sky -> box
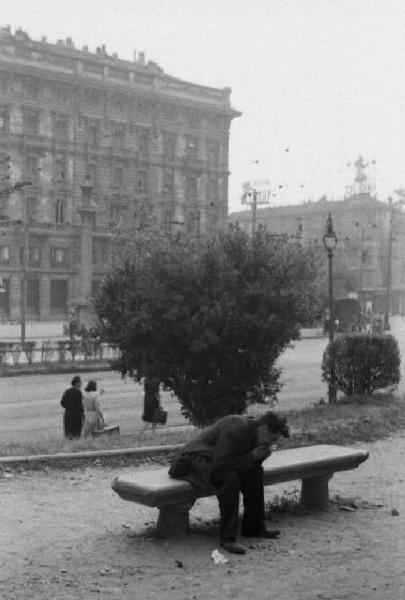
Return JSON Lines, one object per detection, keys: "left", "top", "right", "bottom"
{"left": 2, "top": 0, "right": 405, "bottom": 212}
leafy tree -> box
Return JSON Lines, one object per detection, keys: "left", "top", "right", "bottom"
{"left": 95, "top": 224, "right": 321, "bottom": 426}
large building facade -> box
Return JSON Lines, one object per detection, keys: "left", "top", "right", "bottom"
{"left": 0, "top": 27, "right": 239, "bottom": 322}
{"left": 230, "top": 162, "right": 405, "bottom": 316}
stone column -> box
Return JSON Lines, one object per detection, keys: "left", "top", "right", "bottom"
{"left": 75, "top": 177, "right": 97, "bottom": 327}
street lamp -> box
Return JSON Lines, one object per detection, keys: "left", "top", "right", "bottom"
{"left": 323, "top": 213, "right": 338, "bottom": 403}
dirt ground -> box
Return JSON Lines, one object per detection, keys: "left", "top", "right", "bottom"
{"left": 1, "top": 433, "right": 404, "bottom": 600}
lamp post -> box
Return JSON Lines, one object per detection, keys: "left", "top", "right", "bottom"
{"left": 323, "top": 213, "right": 338, "bottom": 403}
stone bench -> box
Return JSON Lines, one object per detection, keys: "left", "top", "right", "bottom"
{"left": 111, "top": 444, "right": 369, "bottom": 536}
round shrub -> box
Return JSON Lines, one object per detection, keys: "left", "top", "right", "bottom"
{"left": 322, "top": 333, "right": 401, "bottom": 396}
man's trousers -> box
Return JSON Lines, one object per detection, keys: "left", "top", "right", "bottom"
{"left": 211, "top": 464, "right": 265, "bottom": 541}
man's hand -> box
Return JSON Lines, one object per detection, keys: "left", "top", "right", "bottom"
{"left": 251, "top": 444, "right": 271, "bottom": 462}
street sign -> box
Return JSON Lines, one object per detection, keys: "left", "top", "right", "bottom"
{"left": 241, "top": 180, "right": 272, "bottom": 205}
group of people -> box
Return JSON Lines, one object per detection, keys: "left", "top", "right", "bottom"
{"left": 60, "top": 375, "right": 105, "bottom": 439}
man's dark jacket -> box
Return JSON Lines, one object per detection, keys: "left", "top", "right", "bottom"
{"left": 168, "top": 415, "right": 267, "bottom": 491}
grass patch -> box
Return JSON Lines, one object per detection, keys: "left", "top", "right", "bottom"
{"left": 281, "top": 392, "right": 405, "bottom": 449}
{"left": 1, "top": 393, "right": 404, "bottom": 465}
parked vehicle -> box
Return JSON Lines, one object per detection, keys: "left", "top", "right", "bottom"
{"left": 324, "top": 298, "right": 362, "bottom": 334}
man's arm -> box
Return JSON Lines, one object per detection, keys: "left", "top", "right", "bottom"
{"left": 212, "top": 427, "right": 263, "bottom": 474}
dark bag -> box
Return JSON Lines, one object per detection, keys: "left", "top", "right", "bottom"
{"left": 154, "top": 407, "right": 168, "bottom": 425}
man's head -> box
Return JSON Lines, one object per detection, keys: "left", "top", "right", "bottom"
{"left": 256, "top": 411, "right": 290, "bottom": 444}
{"left": 71, "top": 375, "right": 82, "bottom": 388}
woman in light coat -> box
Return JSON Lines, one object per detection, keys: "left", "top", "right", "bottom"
{"left": 82, "top": 379, "right": 105, "bottom": 436}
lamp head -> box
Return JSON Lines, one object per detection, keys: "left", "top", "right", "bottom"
{"left": 323, "top": 213, "right": 337, "bottom": 251}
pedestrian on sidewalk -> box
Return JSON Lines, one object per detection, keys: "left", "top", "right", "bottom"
{"left": 169, "top": 411, "right": 290, "bottom": 555}
{"left": 142, "top": 376, "right": 164, "bottom": 432}
{"left": 60, "top": 375, "right": 84, "bottom": 439}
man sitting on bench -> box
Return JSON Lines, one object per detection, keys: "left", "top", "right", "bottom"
{"left": 169, "top": 411, "right": 290, "bottom": 554}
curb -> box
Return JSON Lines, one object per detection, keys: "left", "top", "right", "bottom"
{"left": 0, "top": 444, "right": 183, "bottom": 467}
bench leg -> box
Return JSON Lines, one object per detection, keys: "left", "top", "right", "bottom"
{"left": 156, "top": 501, "right": 195, "bottom": 537}
{"left": 301, "top": 475, "right": 332, "bottom": 510}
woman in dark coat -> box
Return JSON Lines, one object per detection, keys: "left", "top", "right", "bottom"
{"left": 60, "top": 375, "right": 84, "bottom": 439}
{"left": 142, "top": 376, "right": 161, "bottom": 431}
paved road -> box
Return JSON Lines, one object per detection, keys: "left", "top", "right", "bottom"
{"left": 1, "top": 317, "right": 404, "bottom": 445}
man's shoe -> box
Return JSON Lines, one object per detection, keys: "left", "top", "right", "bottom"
{"left": 242, "top": 529, "right": 281, "bottom": 539}
{"left": 220, "top": 540, "right": 247, "bottom": 554}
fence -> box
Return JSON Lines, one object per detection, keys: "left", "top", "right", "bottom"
{"left": 0, "top": 339, "right": 118, "bottom": 367}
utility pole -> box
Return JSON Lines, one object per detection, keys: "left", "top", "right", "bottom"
{"left": 251, "top": 189, "right": 257, "bottom": 235}
{"left": 20, "top": 218, "right": 28, "bottom": 344}
{"left": 241, "top": 181, "right": 271, "bottom": 234}
{"left": 384, "top": 197, "right": 394, "bottom": 331}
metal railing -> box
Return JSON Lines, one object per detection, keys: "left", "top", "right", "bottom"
{"left": 0, "top": 339, "right": 118, "bottom": 367}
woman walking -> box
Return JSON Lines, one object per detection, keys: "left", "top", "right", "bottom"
{"left": 142, "top": 376, "right": 162, "bottom": 432}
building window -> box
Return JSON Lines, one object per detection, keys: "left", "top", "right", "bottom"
{"left": 23, "top": 111, "right": 40, "bottom": 136}
{"left": 113, "top": 166, "right": 124, "bottom": 188}
{"left": 186, "top": 136, "right": 199, "bottom": 160}
{"left": 109, "top": 203, "right": 126, "bottom": 225}
{"left": 91, "top": 279, "right": 101, "bottom": 298}
{"left": 162, "top": 104, "right": 177, "bottom": 122}
{"left": 187, "top": 209, "right": 201, "bottom": 236}
{"left": 27, "top": 246, "right": 41, "bottom": 267}
{"left": 187, "top": 109, "right": 200, "bottom": 129}
{"left": 87, "top": 122, "right": 99, "bottom": 147}
{"left": 55, "top": 156, "right": 67, "bottom": 182}
{"left": 0, "top": 277, "right": 9, "bottom": 316}
{"left": 54, "top": 115, "right": 69, "bottom": 140}
{"left": 113, "top": 98, "right": 125, "bottom": 114}
{"left": 207, "top": 177, "right": 219, "bottom": 202}
{"left": 163, "top": 133, "right": 176, "bottom": 159}
{"left": 55, "top": 199, "right": 66, "bottom": 225}
{"left": 92, "top": 241, "right": 109, "bottom": 267}
{"left": 26, "top": 278, "right": 40, "bottom": 316}
{"left": 0, "top": 107, "right": 9, "bottom": 132}
{"left": 112, "top": 122, "right": 126, "bottom": 147}
{"left": 87, "top": 163, "right": 97, "bottom": 185}
{"left": 162, "top": 171, "right": 174, "bottom": 194}
{"left": 50, "top": 279, "right": 68, "bottom": 316}
{"left": 208, "top": 139, "right": 221, "bottom": 163}
{"left": 138, "top": 129, "right": 150, "bottom": 154}
{"left": 50, "top": 247, "right": 70, "bottom": 267}
{"left": 185, "top": 175, "right": 198, "bottom": 200}
{"left": 26, "top": 156, "right": 39, "bottom": 179}
{"left": 136, "top": 100, "right": 150, "bottom": 118}
{"left": 26, "top": 196, "right": 38, "bottom": 222}
{"left": 137, "top": 170, "right": 148, "bottom": 192}
{"left": 0, "top": 246, "right": 10, "bottom": 265}
{"left": 25, "top": 78, "right": 39, "bottom": 99}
